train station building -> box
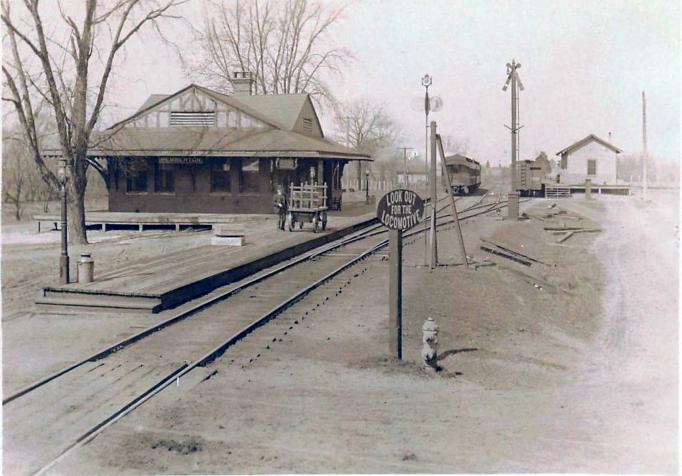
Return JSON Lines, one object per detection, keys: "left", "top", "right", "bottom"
{"left": 88, "top": 77, "right": 371, "bottom": 214}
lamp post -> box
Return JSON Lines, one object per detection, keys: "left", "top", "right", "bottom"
{"left": 58, "top": 157, "right": 70, "bottom": 284}
{"left": 421, "top": 74, "right": 432, "bottom": 267}
{"left": 365, "top": 169, "right": 370, "bottom": 204}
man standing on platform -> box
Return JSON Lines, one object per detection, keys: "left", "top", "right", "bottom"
{"left": 274, "top": 186, "right": 288, "bottom": 230}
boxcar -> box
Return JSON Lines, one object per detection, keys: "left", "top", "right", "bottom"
{"left": 443, "top": 154, "right": 481, "bottom": 195}
{"left": 517, "top": 154, "right": 553, "bottom": 196}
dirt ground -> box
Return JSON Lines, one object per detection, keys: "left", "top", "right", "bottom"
{"left": 38, "top": 190, "right": 678, "bottom": 474}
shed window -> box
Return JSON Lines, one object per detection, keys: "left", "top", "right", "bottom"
{"left": 154, "top": 162, "right": 175, "bottom": 193}
{"left": 587, "top": 159, "right": 597, "bottom": 176}
{"left": 240, "top": 158, "right": 260, "bottom": 193}
{"left": 126, "top": 159, "right": 148, "bottom": 193}
{"left": 210, "top": 159, "right": 231, "bottom": 192}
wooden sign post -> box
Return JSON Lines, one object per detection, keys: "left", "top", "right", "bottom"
{"left": 377, "top": 189, "right": 424, "bottom": 359}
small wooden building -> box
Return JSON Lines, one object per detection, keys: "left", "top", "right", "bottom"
{"left": 556, "top": 134, "right": 622, "bottom": 185}
{"left": 88, "top": 80, "right": 370, "bottom": 214}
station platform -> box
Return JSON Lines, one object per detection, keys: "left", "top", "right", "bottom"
{"left": 550, "top": 184, "right": 631, "bottom": 196}
{"left": 33, "top": 211, "right": 264, "bottom": 233}
{"left": 36, "top": 210, "right": 377, "bottom": 313}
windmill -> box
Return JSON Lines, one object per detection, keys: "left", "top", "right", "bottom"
{"left": 502, "top": 60, "right": 524, "bottom": 193}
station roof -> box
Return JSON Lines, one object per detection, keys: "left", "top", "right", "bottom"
{"left": 83, "top": 84, "right": 370, "bottom": 162}
{"left": 90, "top": 127, "right": 370, "bottom": 160}
{"left": 555, "top": 134, "right": 623, "bottom": 156}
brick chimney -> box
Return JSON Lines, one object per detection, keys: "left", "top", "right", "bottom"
{"left": 231, "top": 71, "right": 254, "bottom": 96}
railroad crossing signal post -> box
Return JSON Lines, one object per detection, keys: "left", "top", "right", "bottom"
{"left": 377, "top": 189, "right": 424, "bottom": 360}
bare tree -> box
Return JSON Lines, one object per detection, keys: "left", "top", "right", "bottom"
{"left": 3, "top": 122, "right": 59, "bottom": 221}
{"left": 334, "top": 99, "right": 399, "bottom": 188}
{"left": 191, "top": 0, "right": 351, "bottom": 107}
{"left": 2, "top": 0, "right": 185, "bottom": 244}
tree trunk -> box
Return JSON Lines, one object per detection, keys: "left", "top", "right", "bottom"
{"left": 67, "top": 155, "right": 89, "bottom": 245}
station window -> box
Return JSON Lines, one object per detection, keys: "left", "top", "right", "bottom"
{"left": 126, "top": 158, "right": 148, "bottom": 193}
{"left": 587, "top": 159, "right": 597, "bottom": 176}
{"left": 210, "top": 159, "right": 231, "bottom": 192}
{"left": 154, "top": 162, "right": 175, "bottom": 193}
{"left": 240, "top": 158, "right": 260, "bottom": 193}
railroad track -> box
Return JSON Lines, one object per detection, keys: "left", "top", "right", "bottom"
{"left": 4, "top": 194, "right": 521, "bottom": 475}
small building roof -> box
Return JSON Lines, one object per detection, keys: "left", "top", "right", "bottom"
{"left": 555, "top": 134, "right": 623, "bottom": 156}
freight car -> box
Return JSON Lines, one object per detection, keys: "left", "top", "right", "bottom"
{"left": 516, "top": 152, "right": 553, "bottom": 196}
{"left": 443, "top": 154, "right": 481, "bottom": 195}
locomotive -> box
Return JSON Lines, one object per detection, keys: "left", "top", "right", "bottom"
{"left": 443, "top": 154, "right": 481, "bottom": 195}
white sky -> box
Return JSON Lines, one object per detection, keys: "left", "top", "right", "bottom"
{"left": 100, "top": 0, "right": 680, "bottom": 164}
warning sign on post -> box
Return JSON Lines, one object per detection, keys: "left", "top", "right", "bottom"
{"left": 376, "top": 189, "right": 424, "bottom": 231}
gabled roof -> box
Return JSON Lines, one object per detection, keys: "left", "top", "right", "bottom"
{"left": 233, "top": 94, "right": 309, "bottom": 131}
{"left": 88, "top": 84, "right": 369, "bottom": 161}
{"left": 556, "top": 134, "right": 623, "bottom": 156}
{"left": 109, "top": 84, "right": 283, "bottom": 131}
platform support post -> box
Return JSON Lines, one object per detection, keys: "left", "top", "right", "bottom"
{"left": 389, "top": 229, "right": 403, "bottom": 359}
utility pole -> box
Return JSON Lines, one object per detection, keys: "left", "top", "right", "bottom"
{"left": 642, "top": 91, "right": 648, "bottom": 199}
{"left": 502, "top": 60, "right": 524, "bottom": 220}
{"left": 429, "top": 121, "right": 438, "bottom": 269}
{"left": 398, "top": 147, "right": 413, "bottom": 188}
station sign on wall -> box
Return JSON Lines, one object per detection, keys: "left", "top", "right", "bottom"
{"left": 376, "top": 189, "right": 424, "bottom": 231}
{"left": 276, "top": 158, "right": 297, "bottom": 170}
{"left": 159, "top": 157, "right": 204, "bottom": 165}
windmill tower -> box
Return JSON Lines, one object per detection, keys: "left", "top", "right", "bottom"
{"left": 502, "top": 59, "right": 525, "bottom": 192}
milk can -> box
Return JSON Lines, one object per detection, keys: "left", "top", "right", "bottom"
{"left": 77, "top": 253, "right": 94, "bottom": 283}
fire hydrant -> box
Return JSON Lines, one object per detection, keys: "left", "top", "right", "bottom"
{"left": 77, "top": 253, "right": 94, "bottom": 283}
{"left": 422, "top": 317, "right": 439, "bottom": 370}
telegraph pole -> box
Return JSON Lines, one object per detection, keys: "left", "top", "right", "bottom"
{"left": 642, "top": 91, "right": 648, "bottom": 199}
{"left": 398, "top": 147, "right": 413, "bottom": 188}
{"left": 502, "top": 60, "right": 524, "bottom": 220}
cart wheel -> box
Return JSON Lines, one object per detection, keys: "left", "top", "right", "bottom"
{"left": 287, "top": 213, "right": 294, "bottom": 232}
{"left": 322, "top": 212, "right": 327, "bottom": 231}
